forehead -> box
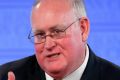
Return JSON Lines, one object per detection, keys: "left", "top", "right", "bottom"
{"left": 31, "top": 0, "right": 75, "bottom": 30}
{"left": 34, "top": 0, "right": 72, "bottom": 11}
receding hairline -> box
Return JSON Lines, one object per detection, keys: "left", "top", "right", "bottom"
{"left": 32, "top": 0, "right": 87, "bottom": 18}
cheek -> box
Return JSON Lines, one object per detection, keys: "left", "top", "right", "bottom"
{"left": 35, "top": 44, "right": 44, "bottom": 53}
{"left": 34, "top": 44, "right": 46, "bottom": 68}
{"left": 59, "top": 36, "right": 79, "bottom": 51}
{"left": 57, "top": 38, "right": 76, "bottom": 60}
{"left": 34, "top": 44, "right": 44, "bottom": 62}
{"left": 58, "top": 35, "right": 83, "bottom": 59}
{"left": 59, "top": 37, "right": 84, "bottom": 68}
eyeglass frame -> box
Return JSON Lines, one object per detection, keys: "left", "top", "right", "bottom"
{"left": 28, "top": 18, "right": 81, "bottom": 44}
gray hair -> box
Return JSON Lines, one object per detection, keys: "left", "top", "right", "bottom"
{"left": 32, "top": 0, "right": 87, "bottom": 18}
{"left": 72, "top": 0, "right": 87, "bottom": 18}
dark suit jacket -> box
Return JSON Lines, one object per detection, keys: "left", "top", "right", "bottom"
{"left": 0, "top": 48, "right": 120, "bottom": 80}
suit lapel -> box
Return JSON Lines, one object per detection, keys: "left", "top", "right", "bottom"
{"left": 81, "top": 47, "right": 100, "bottom": 80}
{"left": 34, "top": 59, "right": 46, "bottom": 80}
{"left": 26, "top": 56, "right": 46, "bottom": 80}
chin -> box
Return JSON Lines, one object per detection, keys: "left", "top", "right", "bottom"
{"left": 46, "top": 65, "right": 64, "bottom": 72}
{"left": 47, "top": 69, "right": 66, "bottom": 79}
{"left": 45, "top": 65, "right": 67, "bottom": 78}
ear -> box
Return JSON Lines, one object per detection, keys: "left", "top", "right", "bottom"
{"left": 79, "top": 17, "right": 90, "bottom": 42}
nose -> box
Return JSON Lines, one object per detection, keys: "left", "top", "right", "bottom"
{"left": 44, "top": 36, "right": 56, "bottom": 50}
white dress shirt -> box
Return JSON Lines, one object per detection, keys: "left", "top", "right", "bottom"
{"left": 45, "top": 45, "right": 89, "bottom": 80}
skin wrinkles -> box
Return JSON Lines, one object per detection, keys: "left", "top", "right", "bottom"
{"left": 31, "top": 0, "right": 89, "bottom": 79}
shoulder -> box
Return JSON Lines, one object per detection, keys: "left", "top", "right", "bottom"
{"left": 95, "top": 55, "right": 120, "bottom": 79}
{"left": 96, "top": 55, "right": 120, "bottom": 71}
{"left": 0, "top": 55, "right": 36, "bottom": 71}
{"left": 88, "top": 47, "right": 120, "bottom": 80}
{"left": 0, "top": 55, "right": 37, "bottom": 79}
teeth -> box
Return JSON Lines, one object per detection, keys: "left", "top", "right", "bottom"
{"left": 48, "top": 53, "right": 60, "bottom": 58}
{"left": 52, "top": 54, "right": 59, "bottom": 57}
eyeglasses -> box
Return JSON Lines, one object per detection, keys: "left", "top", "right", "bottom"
{"left": 28, "top": 18, "right": 80, "bottom": 44}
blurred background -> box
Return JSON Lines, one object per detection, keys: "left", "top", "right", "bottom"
{"left": 0, "top": 0, "right": 120, "bottom": 65}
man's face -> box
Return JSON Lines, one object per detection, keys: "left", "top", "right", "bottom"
{"left": 31, "top": 0, "right": 89, "bottom": 78}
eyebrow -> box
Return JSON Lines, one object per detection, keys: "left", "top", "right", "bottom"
{"left": 32, "top": 29, "right": 44, "bottom": 35}
{"left": 49, "top": 25, "right": 66, "bottom": 31}
{"left": 32, "top": 24, "right": 66, "bottom": 33}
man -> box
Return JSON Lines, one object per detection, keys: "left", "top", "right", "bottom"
{"left": 0, "top": 0, "right": 120, "bottom": 80}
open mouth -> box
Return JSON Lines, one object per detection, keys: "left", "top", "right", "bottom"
{"left": 47, "top": 53, "right": 60, "bottom": 58}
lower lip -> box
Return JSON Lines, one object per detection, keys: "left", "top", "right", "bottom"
{"left": 47, "top": 54, "right": 60, "bottom": 62}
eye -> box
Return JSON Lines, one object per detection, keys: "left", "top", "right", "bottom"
{"left": 53, "top": 29, "right": 64, "bottom": 34}
{"left": 35, "top": 32, "right": 45, "bottom": 37}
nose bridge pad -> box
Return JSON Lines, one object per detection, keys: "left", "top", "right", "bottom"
{"left": 44, "top": 36, "right": 56, "bottom": 49}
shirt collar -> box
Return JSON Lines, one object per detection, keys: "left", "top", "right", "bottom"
{"left": 45, "top": 45, "right": 89, "bottom": 80}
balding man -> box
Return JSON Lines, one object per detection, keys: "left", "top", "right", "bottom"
{"left": 0, "top": 0, "right": 120, "bottom": 80}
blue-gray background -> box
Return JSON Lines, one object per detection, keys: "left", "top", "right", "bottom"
{"left": 0, "top": 0, "right": 120, "bottom": 65}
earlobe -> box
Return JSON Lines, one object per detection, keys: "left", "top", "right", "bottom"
{"left": 79, "top": 17, "right": 90, "bottom": 42}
